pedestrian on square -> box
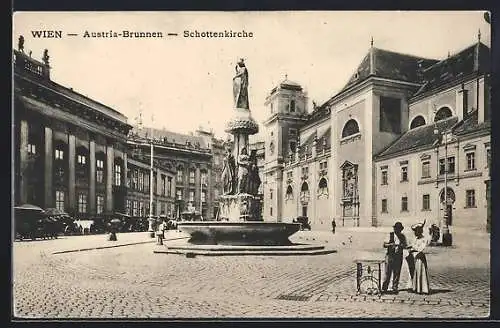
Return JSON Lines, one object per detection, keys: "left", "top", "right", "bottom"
{"left": 331, "top": 219, "right": 336, "bottom": 234}
{"left": 408, "top": 221, "right": 430, "bottom": 295}
{"left": 381, "top": 221, "right": 409, "bottom": 294}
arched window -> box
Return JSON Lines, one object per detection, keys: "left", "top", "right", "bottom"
{"left": 289, "top": 100, "right": 296, "bottom": 113}
{"left": 318, "top": 178, "right": 328, "bottom": 197}
{"left": 342, "top": 119, "right": 360, "bottom": 138}
{"left": 300, "top": 182, "right": 310, "bottom": 203}
{"left": 434, "top": 107, "right": 453, "bottom": 122}
{"left": 286, "top": 185, "right": 293, "bottom": 200}
{"left": 410, "top": 115, "right": 426, "bottom": 129}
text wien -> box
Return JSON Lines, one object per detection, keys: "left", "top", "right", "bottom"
{"left": 31, "top": 31, "right": 63, "bottom": 38}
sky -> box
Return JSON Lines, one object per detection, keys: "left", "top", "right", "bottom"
{"left": 13, "top": 11, "right": 491, "bottom": 140}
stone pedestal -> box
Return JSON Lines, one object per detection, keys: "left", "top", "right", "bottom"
{"left": 219, "top": 194, "right": 262, "bottom": 222}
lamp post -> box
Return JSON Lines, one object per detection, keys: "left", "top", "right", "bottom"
{"left": 441, "top": 130, "right": 452, "bottom": 246}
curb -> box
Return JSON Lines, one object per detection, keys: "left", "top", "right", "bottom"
{"left": 52, "top": 236, "right": 189, "bottom": 255}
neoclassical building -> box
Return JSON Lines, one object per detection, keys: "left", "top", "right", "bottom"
{"left": 13, "top": 48, "right": 133, "bottom": 217}
{"left": 13, "top": 41, "right": 226, "bottom": 222}
{"left": 261, "top": 36, "right": 490, "bottom": 231}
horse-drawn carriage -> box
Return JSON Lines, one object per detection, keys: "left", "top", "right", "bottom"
{"left": 14, "top": 204, "right": 64, "bottom": 241}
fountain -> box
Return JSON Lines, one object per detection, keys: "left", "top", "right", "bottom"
{"left": 157, "top": 58, "right": 335, "bottom": 255}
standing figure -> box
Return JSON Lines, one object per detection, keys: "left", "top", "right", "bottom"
{"left": 237, "top": 147, "right": 250, "bottom": 194}
{"left": 221, "top": 148, "right": 236, "bottom": 195}
{"left": 408, "top": 221, "right": 430, "bottom": 294}
{"left": 382, "top": 222, "right": 409, "bottom": 294}
{"left": 331, "top": 219, "right": 336, "bottom": 234}
{"left": 18, "top": 35, "right": 25, "bottom": 52}
{"left": 247, "top": 149, "right": 261, "bottom": 195}
{"left": 233, "top": 58, "right": 249, "bottom": 109}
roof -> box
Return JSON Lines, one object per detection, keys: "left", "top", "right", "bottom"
{"left": 453, "top": 111, "right": 491, "bottom": 136}
{"left": 376, "top": 117, "right": 459, "bottom": 159}
{"left": 133, "top": 127, "right": 210, "bottom": 149}
{"left": 413, "top": 43, "right": 490, "bottom": 97}
{"left": 339, "top": 47, "right": 439, "bottom": 93}
{"left": 298, "top": 127, "right": 331, "bottom": 156}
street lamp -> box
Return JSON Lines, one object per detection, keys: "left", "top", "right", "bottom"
{"left": 434, "top": 124, "right": 452, "bottom": 247}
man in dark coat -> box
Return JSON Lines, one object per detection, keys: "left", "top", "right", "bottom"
{"left": 382, "top": 221, "right": 409, "bottom": 294}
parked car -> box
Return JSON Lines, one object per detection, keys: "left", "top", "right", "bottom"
{"left": 294, "top": 216, "right": 311, "bottom": 231}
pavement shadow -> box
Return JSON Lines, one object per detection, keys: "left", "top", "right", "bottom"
{"left": 428, "top": 288, "right": 453, "bottom": 295}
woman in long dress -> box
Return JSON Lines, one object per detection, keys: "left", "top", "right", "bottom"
{"left": 408, "top": 222, "right": 430, "bottom": 294}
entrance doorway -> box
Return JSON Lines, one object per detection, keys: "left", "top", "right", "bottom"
{"left": 302, "top": 206, "right": 308, "bottom": 217}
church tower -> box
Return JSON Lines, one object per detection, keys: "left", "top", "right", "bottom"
{"left": 262, "top": 76, "right": 308, "bottom": 221}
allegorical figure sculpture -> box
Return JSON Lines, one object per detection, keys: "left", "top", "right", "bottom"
{"left": 237, "top": 147, "right": 250, "bottom": 194}
{"left": 18, "top": 35, "right": 24, "bottom": 52}
{"left": 221, "top": 147, "right": 236, "bottom": 195}
{"left": 233, "top": 58, "right": 249, "bottom": 109}
{"left": 42, "top": 49, "right": 50, "bottom": 65}
{"left": 247, "top": 149, "right": 261, "bottom": 195}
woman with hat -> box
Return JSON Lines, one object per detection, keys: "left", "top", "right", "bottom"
{"left": 407, "top": 220, "right": 430, "bottom": 294}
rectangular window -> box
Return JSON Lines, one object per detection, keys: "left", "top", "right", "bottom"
{"left": 77, "top": 154, "right": 86, "bottom": 165}
{"left": 447, "top": 157, "right": 455, "bottom": 174}
{"left": 177, "top": 169, "right": 183, "bottom": 183}
{"left": 439, "top": 159, "right": 446, "bottom": 175}
{"left": 466, "top": 190, "right": 476, "bottom": 208}
{"left": 55, "top": 149, "right": 64, "bottom": 160}
{"left": 270, "top": 207, "right": 273, "bottom": 216}
{"left": 270, "top": 189, "right": 273, "bottom": 200}
{"left": 381, "top": 170, "right": 388, "bottom": 185}
{"left": 289, "top": 100, "right": 296, "bottom": 113}
{"left": 214, "top": 189, "right": 219, "bottom": 200}
{"left": 139, "top": 202, "right": 144, "bottom": 217}
{"left": 55, "top": 190, "right": 64, "bottom": 211}
{"left": 401, "top": 196, "right": 408, "bottom": 212}
{"left": 201, "top": 172, "right": 208, "bottom": 186}
{"left": 126, "top": 199, "right": 131, "bottom": 215}
{"left": 422, "top": 194, "right": 430, "bottom": 210}
{"left": 161, "top": 175, "right": 166, "bottom": 196}
{"left": 144, "top": 172, "right": 150, "bottom": 192}
{"left": 466, "top": 152, "right": 476, "bottom": 170}
{"left": 133, "top": 201, "right": 138, "bottom": 216}
{"left": 289, "top": 141, "right": 297, "bottom": 154}
{"left": 96, "top": 195, "right": 104, "bottom": 214}
{"left": 167, "top": 177, "right": 172, "bottom": 197}
{"left": 201, "top": 191, "right": 206, "bottom": 203}
{"left": 287, "top": 171, "right": 293, "bottom": 179}
{"left": 381, "top": 199, "right": 388, "bottom": 213}
{"left": 401, "top": 166, "right": 408, "bottom": 182}
{"left": 189, "top": 170, "right": 195, "bottom": 184}
{"left": 189, "top": 190, "right": 195, "bottom": 202}
{"left": 320, "top": 161, "right": 328, "bottom": 171}
{"left": 114, "top": 164, "right": 121, "bottom": 186}
{"left": 96, "top": 159, "right": 104, "bottom": 183}
{"left": 153, "top": 172, "right": 157, "bottom": 194}
{"left": 27, "top": 143, "right": 36, "bottom": 155}
{"left": 301, "top": 167, "right": 309, "bottom": 177}
{"left": 421, "top": 161, "right": 430, "bottom": 178}
{"left": 380, "top": 96, "right": 402, "bottom": 133}
{"left": 176, "top": 189, "right": 183, "bottom": 200}
{"left": 138, "top": 171, "right": 144, "bottom": 191}
{"left": 78, "top": 193, "right": 87, "bottom": 214}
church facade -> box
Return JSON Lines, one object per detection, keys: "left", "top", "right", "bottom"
{"left": 262, "top": 36, "right": 490, "bottom": 232}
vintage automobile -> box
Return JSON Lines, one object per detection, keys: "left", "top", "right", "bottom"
{"left": 15, "top": 204, "right": 63, "bottom": 240}
{"left": 294, "top": 216, "right": 312, "bottom": 231}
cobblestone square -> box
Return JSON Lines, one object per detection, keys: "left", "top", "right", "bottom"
{"left": 12, "top": 229, "right": 490, "bottom": 319}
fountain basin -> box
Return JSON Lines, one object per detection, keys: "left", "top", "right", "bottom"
{"left": 177, "top": 221, "right": 301, "bottom": 246}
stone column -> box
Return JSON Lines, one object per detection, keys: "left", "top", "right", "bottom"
{"left": 44, "top": 126, "right": 53, "bottom": 208}
{"left": 68, "top": 134, "right": 76, "bottom": 210}
{"left": 106, "top": 145, "right": 114, "bottom": 212}
{"left": 89, "top": 140, "right": 96, "bottom": 214}
{"left": 19, "top": 120, "right": 29, "bottom": 204}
